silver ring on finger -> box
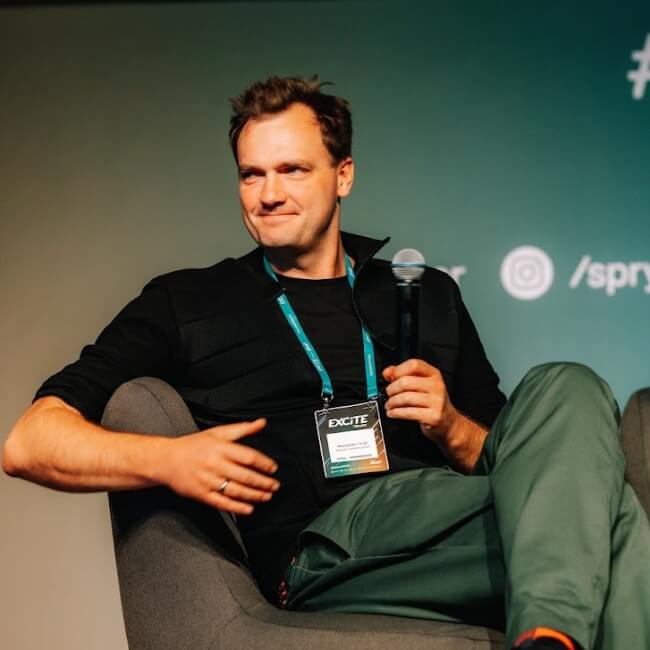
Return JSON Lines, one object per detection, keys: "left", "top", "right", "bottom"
{"left": 217, "top": 478, "right": 230, "bottom": 494}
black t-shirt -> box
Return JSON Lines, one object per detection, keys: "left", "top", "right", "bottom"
{"left": 276, "top": 273, "right": 368, "bottom": 401}
{"left": 235, "top": 272, "right": 450, "bottom": 596}
{"left": 35, "top": 234, "right": 506, "bottom": 601}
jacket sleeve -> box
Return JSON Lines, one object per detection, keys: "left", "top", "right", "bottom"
{"left": 449, "top": 282, "right": 507, "bottom": 429}
{"left": 34, "top": 278, "right": 179, "bottom": 423}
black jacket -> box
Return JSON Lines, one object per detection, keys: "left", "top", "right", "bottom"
{"left": 36, "top": 231, "right": 506, "bottom": 597}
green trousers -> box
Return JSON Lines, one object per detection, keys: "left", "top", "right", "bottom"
{"left": 284, "top": 363, "right": 650, "bottom": 649}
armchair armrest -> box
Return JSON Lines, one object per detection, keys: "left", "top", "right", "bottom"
{"left": 620, "top": 388, "right": 650, "bottom": 519}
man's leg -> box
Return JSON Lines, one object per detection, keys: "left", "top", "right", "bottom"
{"left": 286, "top": 363, "right": 650, "bottom": 649}
{"left": 285, "top": 466, "right": 506, "bottom": 630}
{"left": 478, "top": 362, "right": 649, "bottom": 649}
{"left": 592, "top": 484, "right": 650, "bottom": 649}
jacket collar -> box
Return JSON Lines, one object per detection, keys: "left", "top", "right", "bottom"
{"left": 342, "top": 231, "right": 391, "bottom": 269}
{"left": 234, "top": 231, "right": 390, "bottom": 302}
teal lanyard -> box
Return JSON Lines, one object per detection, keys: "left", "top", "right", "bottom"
{"left": 263, "top": 254, "right": 379, "bottom": 406}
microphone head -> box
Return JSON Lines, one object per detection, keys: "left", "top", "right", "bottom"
{"left": 391, "top": 249, "right": 426, "bottom": 283}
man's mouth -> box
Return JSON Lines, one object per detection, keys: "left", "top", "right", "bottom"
{"left": 255, "top": 212, "right": 298, "bottom": 222}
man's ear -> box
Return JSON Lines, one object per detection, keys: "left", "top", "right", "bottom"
{"left": 336, "top": 157, "right": 354, "bottom": 198}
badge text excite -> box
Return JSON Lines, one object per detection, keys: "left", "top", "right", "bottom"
{"left": 328, "top": 414, "right": 370, "bottom": 428}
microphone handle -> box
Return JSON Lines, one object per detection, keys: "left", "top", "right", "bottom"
{"left": 397, "top": 281, "right": 420, "bottom": 362}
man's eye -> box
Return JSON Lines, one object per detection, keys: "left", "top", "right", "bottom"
{"left": 286, "top": 167, "right": 306, "bottom": 175}
{"left": 240, "top": 171, "right": 261, "bottom": 181}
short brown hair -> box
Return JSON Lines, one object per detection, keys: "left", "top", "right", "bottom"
{"left": 229, "top": 75, "right": 352, "bottom": 164}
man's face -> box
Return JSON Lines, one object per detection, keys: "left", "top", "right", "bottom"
{"left": 237, "top": 102, "right": 353, "bottom": 254}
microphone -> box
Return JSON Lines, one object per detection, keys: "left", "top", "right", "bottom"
{"left": 391, "top": 249, "right": 426, "bottom": 362}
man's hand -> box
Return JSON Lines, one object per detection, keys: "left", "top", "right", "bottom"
{"left": 3, "top": 398, "right": 279, "bottom": 516}
{"left": 157, "top": 418, "right": 280, "bottom": 516}
{"left": 382, "top": 359, "right": 488, "bottom": 473}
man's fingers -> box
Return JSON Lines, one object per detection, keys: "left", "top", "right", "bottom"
{"left": 382, "top": 365, "right": 396, "bottom": 382}
{"left": 385, "top": 359, "right": 439, "bottom": 380}
{"left": 205, "top": 418, "right": 278, "bottom": 474}
{"left": 385, "top": 390, "right": 434, "bottom": 411}
{"left": 221, "top": 459, "right": 280, "bottom": 493}
{"left": 224, "top": 441, "right": 278, "bottom": 475}
{"left": 385, "top": 375, "right": 433, "bottom": 397}
{"left": 385, "top": 405, "right": 431, "bottom": 422}
{"left": 204, "top": 491, "right": 255, "bottom": 516}
{"left": 217, "top": 478, "right": 274, "bottom": 504}
{"left": 217, "top": 418, "right": 268, "bottom": 441}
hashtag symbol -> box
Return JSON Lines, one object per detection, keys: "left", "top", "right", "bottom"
{"left": 627, "top": 33, "right": 650, "bottom": 100}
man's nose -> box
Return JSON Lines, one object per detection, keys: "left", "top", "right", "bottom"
{"left": 259, "top": 173, "right": 286, "bottom": 208}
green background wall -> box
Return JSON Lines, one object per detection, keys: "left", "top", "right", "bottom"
{"left": 1, "top": 2, "right": 648, "bottom": 648}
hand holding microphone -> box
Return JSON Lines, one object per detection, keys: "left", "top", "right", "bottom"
{"left": 386, "top": 248, "right": 454, "bottom": 433}
{"left": 384, "top": 250, "right": 487, "bottom": 471}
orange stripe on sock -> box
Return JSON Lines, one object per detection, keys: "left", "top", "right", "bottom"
{"left": 514, "top": 626, "right": 575, "bottom": 650}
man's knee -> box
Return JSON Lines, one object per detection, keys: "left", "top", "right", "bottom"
{"left": 101, "top": 377, "right": 198, "bottom": 438}
{"left": 500, "top": 362, "right": 621, "bottom": 443}
{"left": 522, "top": 362, "right": 616, "bottom": 406}
{"left": 525, "top": 361, "right": 599, "bottom": 383}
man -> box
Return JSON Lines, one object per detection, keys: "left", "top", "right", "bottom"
{"left": 3, "top": 76, "right": 650, "bottom": 650}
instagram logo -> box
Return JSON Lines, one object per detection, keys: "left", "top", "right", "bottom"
{"left": 500, "top": 246, "right": 555, "bottom": 300}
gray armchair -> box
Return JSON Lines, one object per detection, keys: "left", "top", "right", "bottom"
{"left": 102, "top": 379, "right": 650, "bottom": 650}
